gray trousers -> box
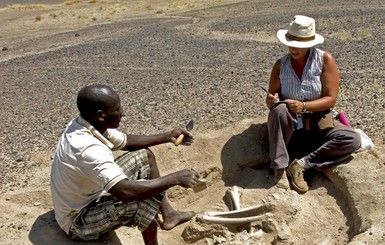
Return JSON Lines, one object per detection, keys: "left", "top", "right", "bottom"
{"left": 268, "top": 103, "right": 361, "bottom": 169}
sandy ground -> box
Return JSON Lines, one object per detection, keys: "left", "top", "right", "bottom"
{"left": 1, "top": 0, "right": 385, "bottom": 244}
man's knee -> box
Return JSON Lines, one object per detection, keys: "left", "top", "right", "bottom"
{"left": 145, "top": 148, "right": 156, "bottom": 165}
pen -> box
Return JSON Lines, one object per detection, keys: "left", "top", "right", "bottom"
{"left": 261, "top": 86, "right": 286, "bottom": 104}
{"left": 260, "top": 86, "right": 269, "bottom": 94}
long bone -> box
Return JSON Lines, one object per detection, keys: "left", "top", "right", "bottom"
{"left": 203, "top": 206, "right": 272, "bottom": 224}
{"left": 226, "top": 185, "right": 241, "bottom": 210}
{"left": 226, "top": 185, "right": 241, "bottom": 211}
{"left": 203, "top": 186, "right": 273, "bottom": 224}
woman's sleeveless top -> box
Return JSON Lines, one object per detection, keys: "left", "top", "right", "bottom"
{"left": 279, "top": 48, "right": 324, "bottom": 102}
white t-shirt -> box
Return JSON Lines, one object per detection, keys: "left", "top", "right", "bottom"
{"left": 50, "top": 116, "right": 128, "bottom": 234}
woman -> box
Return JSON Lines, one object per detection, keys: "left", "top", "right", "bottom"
{"left": 266, "top": 15, "right": 361, "bottom": 193}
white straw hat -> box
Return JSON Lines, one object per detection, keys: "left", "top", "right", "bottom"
{"left": 277, "top": 15, "right": 324, "bottom": 48}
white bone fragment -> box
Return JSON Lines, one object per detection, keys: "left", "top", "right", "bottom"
{"left": 206, "top": 204, "right": 271, "bottom": 217}
{"left": 203, "top": 212, "right": 272, "bottom": 224}
{"left": 242, "top": 229, "right": 264, "bottom": 241}
{"left": 226, "top": 185, "right": 241, "bottom": 210}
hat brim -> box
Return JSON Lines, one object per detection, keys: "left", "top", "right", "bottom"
{"left": 277, "top": 30, "right": 324, "bottom": 48}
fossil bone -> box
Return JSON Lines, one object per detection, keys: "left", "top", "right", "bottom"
{"left": 203, "top": 212, "right": 272, "bottom": 224}
{"left": 225, "top": 185, "right": 241, "bottom": 210}
{"left": 242, "top": 229, "right": 264, "bottom": 241}
{"left": 205, "top": 203, "right": 274, "bottom": 225}
{"left": 203, "top": 186, "right": 273, "bottom": 224}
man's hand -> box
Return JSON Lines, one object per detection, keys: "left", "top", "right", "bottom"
{"left": 169, "top": 128, "right": 194, "bottom": 146}
{"left": 175, "top": 169, "right": 200, "bottom": 188}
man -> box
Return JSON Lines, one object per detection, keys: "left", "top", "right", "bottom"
{"left": 51, "top": 84, "right": 199, "bottom": 244}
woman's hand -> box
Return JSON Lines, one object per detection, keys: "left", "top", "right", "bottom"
{"left": 285, "top": 99, "right": 304, "bottom": 114}
{"left": 266, "top": 93, "right": 280, "bottom": 109}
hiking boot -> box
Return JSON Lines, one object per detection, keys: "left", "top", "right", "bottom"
{"left": 274, "top": 168, "right": 289, "bottom": 189}
{"left": 287, "top": 160, "right": 309, "bottom": 193}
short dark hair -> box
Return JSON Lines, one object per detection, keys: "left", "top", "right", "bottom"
{"left": 76, "top": 84, "right": 118, "bottom": 119}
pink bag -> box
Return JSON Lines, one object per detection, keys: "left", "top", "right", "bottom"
{"left": 338, "top": 112, "right": 351, "bottom": 127}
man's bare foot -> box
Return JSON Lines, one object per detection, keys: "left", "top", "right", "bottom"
{"left": 161, "top": 210, "right": 196, "bottom": 230}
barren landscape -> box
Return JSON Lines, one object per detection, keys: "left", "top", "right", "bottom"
{"left": 1, "top": 0, "right": 385, "bottom": 244}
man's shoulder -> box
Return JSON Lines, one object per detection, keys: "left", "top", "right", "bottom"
{"left": 61, "top": 119, "right": 107, "bottom": 152}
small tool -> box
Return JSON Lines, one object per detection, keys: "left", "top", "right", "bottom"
{"left": 193, "top": 178, "right": 207, "bottom": 192}
{"left": 190, "top": 168, "right": 207, "bottom": 192}
{"left": 174, "top": 119, "right": 194, "bottom": 146}
{"left": 261, "top": 86, "right": 286, "bottom": 104}
{"left": 260, "top": 86, "right": 269, "bottom": 94}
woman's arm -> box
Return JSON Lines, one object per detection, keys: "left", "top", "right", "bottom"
{"left": 305, "top": 51, "right": 339, "bottom": 112}
{"left": 321, "top": 51, "right": 339, "bottom": 107}
{"left": 266, "top": 59, "right": 281, "bottom": 109}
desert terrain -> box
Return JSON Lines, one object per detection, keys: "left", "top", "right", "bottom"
{"left": 1, "top": 0, "right": 385, "bottom": 244}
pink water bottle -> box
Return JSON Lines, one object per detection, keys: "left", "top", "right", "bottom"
{"left": 338, "top": 112, "right": 351, "bottom": 127}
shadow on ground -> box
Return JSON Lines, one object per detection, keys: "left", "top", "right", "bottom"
{"left": 28, "top": 210, "right": 122, "bottom": 245}
{"left": 220, "top": 122, "right": 271, "bottom": 188}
